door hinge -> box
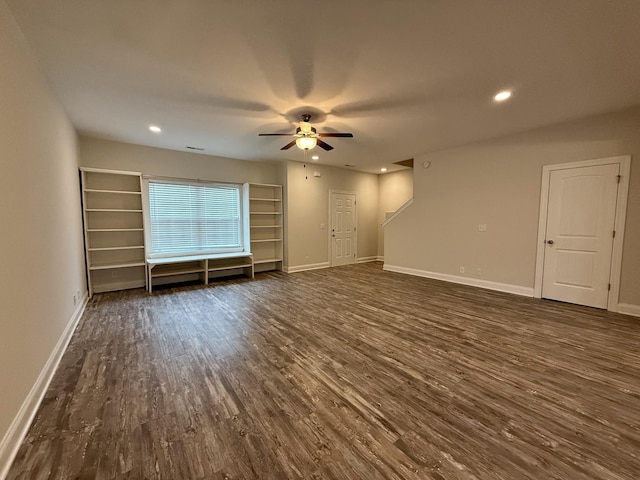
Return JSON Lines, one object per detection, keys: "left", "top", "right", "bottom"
{"left": 617, "top": 175, "right": 621, "bottom": 184}
{"left": 608, "top": 283, "right": 611, "bottom": 291}
{"left": 613, "top": 230, "right": 616, "bottom": 238}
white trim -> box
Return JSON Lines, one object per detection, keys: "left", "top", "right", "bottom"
{"left": 79, "top": 166, "right": 142, "bottom": 176}
{"left": 356, "top": 256, "right": 380, "bottom": 263}
{"left": 383, "top": 264, "right": 534, "bottom": 297}
{"left": 0, "top": 294, "right": 88, "bottom": 480}
{"left": 329, "top": 190, "right": 358, "bottom": 267}
{"left": 607, "top": 157, "right": 631, "bottom": 313}
{"left": 533, "top": 155, "right": 631, "bottom": 313}
{"left": 616, "top": 303, "right": 640, "bottom": 318}
{"left": 142, "top": 174, "right": 241, "bottom": 186}
{"left": 284, "top": 262, "right": 330, "bottom": 273}
{"left": 381, "top": 198, "right": 414, "bottom": 227}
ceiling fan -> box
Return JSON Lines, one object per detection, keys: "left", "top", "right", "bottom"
{"left": 259, "top": 114, "right": 353, "bottom": 151}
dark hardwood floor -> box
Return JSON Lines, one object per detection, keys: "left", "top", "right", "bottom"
{"left": 7, "top": 263, "right": 640, "bottom": 479}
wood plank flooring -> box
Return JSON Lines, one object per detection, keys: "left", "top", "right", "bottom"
{"left": 7, "top": 263, "right": 640, "bottom": 479}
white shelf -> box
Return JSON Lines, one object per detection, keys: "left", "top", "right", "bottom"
{"left": 88, "top": 246, "right": 145, "bottom": 252}
{"left": 208, "top": 263, "right": 253, "bottom": 272}
{"left": 151, "top": 265, "right": 205, "bottom": 278}
{"left": 147, "top": 252, "right": 251, "bottom": 265}
{"left": 247, "top": 182, "right": 281, "bottom": 188}
{"left": 253, "top": 258, "right": 283, "bottom": 265}
{"left": 87, "top": 228, "right": 144, "bottom": 232}
{"left": 89, "top": 261, "right": 146, "bottom": 271}
{"left": 81, "top": 168, "right": 147, "bottom": 296}
{"left": 86, "top": 208, "right": 143, "bottom": 213}
{"left": 146, "top": 253, "right": 254, "bottom": 292}
{"left": 84, "top": 189, "right": 141, "bottom": 195}
{"left": 244, "top": 183, "right": 284, "bottom": 272}
{"left": 249, "top": 197, "right": 282, "bottom": 202}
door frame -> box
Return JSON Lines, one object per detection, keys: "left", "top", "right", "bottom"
{"left": 328, "top": 190, "right": 358, "bottom": 266}
{"left": 533, "top": 155, "right": 631, "bottom": 311}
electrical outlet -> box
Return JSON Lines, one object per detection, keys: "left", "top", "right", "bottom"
{"left": 459, "top": 266, "right": 465, "bottom": 274}
{"left": 476, "top": 268, "right": 482, "bottom": 276}
{"left": 73, "top": 294, "right": 77, "bottom": 306}
{"left": 478, "top": 224, "right": 487, "bottom": 232}
{"left": 305, "top": 256, "right": 309, "bottom": 263}
{"left": 111, "top": 271, "right": 118, "bottom": 278}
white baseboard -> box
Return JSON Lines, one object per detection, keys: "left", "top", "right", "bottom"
{"left": 284, "top": 262, "right": 330, "bottom": 273}
{"left": 356, "top": 256, "right": 383, "bottom": 263}
{"left": 616, "top": 303, "right": 640, "bottom": 318}
{"left": 0, "top": 294, "right": 88, "bottom": 480}
{"left": 383, "top": 264, "right": 535, "bottom": 297}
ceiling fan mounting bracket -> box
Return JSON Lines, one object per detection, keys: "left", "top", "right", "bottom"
{"left": 295, "top": 126, "right": 317, "bottom": 136}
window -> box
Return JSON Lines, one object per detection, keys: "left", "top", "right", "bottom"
{"left": 148, "top": 180, "right": 242, "bottom": 257}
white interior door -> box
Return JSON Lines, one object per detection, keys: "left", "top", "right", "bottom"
{"left": 330, "top": 192, "right": 356, "bottom": 267}
{"left": 541, "top": 163, "right": 619, "bottom": 308}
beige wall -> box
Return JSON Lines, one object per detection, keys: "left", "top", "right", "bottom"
{"left": 386, "top": 107, "right": 640, "bottom": 306}
{"left": 378, "top": 169, "right": 413, "bottom": 258}
{"left": 0, "top": 0, "right": 86, "bottom": 468}
{"left": 79, "top": 140, "right": 384, "bottom": 272}
{"left": 79, "top": 136, "right": 278, "bottom": 184}
{"left": 285, "top": 161, "right": 379, "bottom": 268}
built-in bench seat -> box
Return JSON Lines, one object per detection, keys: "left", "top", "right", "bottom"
{"left": 146, "top": 252, "right": 254, "bottom": 292}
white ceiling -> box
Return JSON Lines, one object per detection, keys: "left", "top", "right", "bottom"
{"left": 7, "top": 0, "right": 640, "bottom": 173}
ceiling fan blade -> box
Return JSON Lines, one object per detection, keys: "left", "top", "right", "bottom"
{"left": 317, "top": 133, "right": 353, "bottom": 138}
{"left": 280, "top": 140, "right": 297, "bottom": 150}
{"left": 259, "top": 133, "right": 294, "bottom": 136}
{"left": 316, "top": 139, "right": 334, "bottom": 151}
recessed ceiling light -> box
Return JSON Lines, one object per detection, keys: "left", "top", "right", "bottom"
{"left": 494, "top": 90, "right": 512, "bottom": 102}
{"left": 148, "top": 125, "right": 162, "bottom": 133}
{"left": 380, "top": 168, "right": 388, "bottom": 172}
{"left": 311, "top": 155, "right": 319, "bottom": 160}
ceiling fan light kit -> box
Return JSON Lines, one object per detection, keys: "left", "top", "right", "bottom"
{"left": 296, "top": 136, "right": 317, "bottom": 150}
{"left": 259, "top": 114, "right": 354, "bottom": 152}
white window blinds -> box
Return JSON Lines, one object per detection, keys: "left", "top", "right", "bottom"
{"left": 148, "top": 181, "right": 242, "bottom": 256}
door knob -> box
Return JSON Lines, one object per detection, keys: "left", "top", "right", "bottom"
{"left": 546, "top": 240, "right": 554, "bottom": 245}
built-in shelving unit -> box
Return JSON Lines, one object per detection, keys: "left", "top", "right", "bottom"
{"left": 80, "top": 168, "right": 147, "bottom": 296}
{"left": 243, "top": 183, "right": 284, "bottom": 272}
{"left": 146, "top": 253, "right": 254, "bottom": 292}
